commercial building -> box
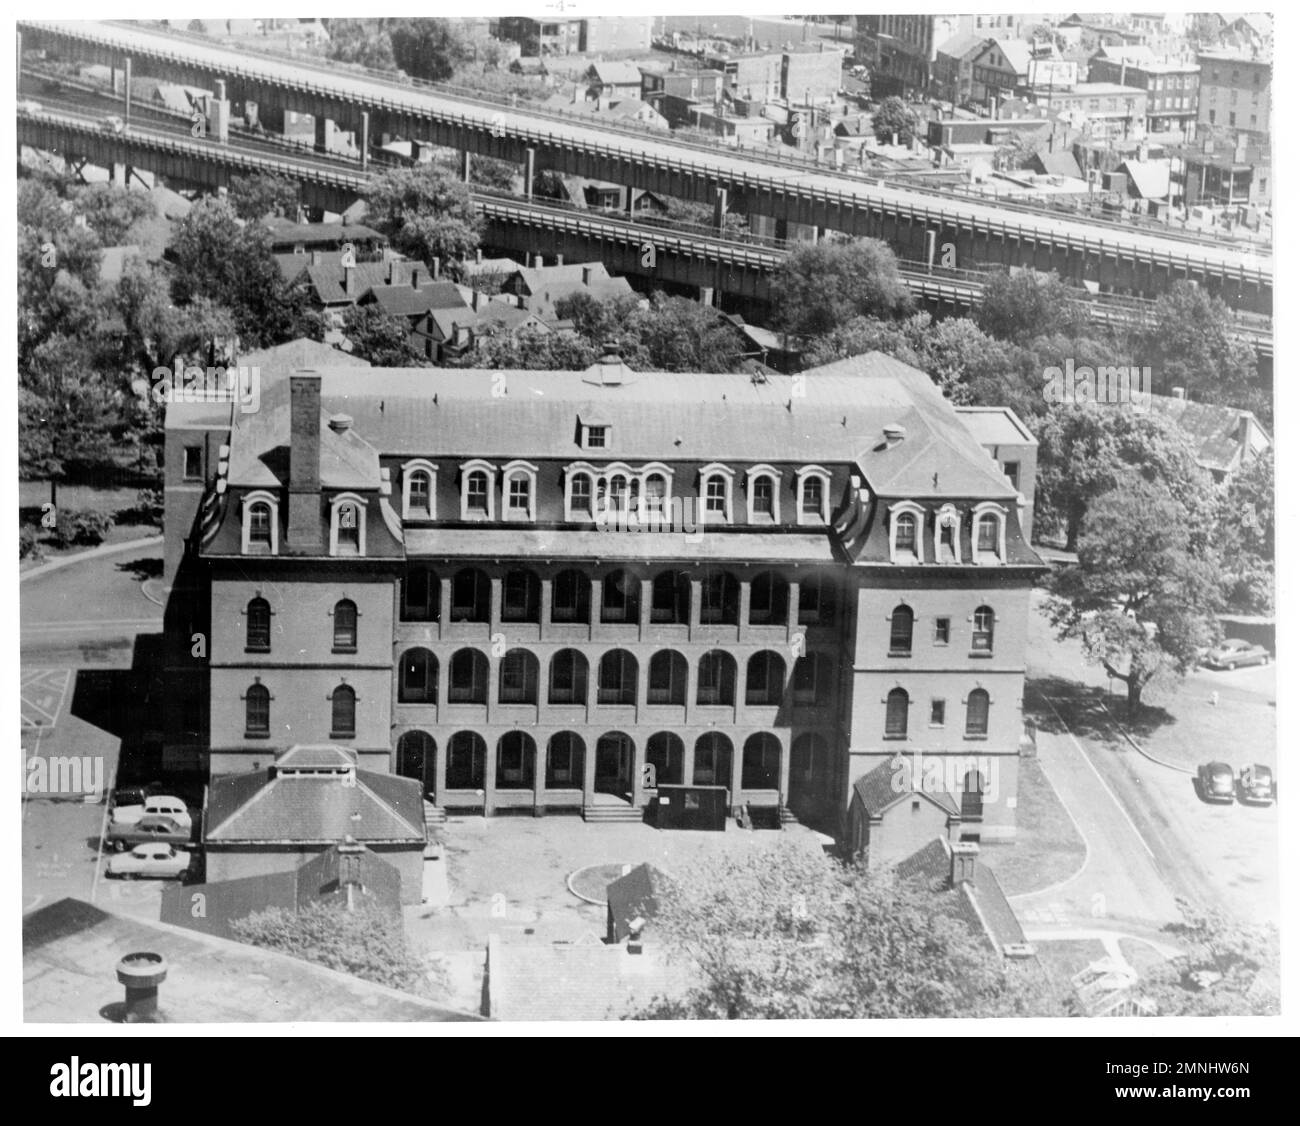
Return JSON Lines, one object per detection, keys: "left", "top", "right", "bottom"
{"left": 1197, "top": 50, "right": 1271, "bottom": 140}
{"left": 163, "top": 352, "right": 1042, "bottom": 844}
{"left": 1088, "top": 53, "right": 1199, "bottom": 135}
{"left": 497, "top": 16, "right": 651, "bottom": 57}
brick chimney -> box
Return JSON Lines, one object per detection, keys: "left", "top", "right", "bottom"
{"left": 411, "top": 265, "right": 423, "bottom": 290}
{"left": 287, "top": 373, "right": 323, "bottom": 551}
{"left": 950, "top": 841, "right": 979, "bottom": 887}
{"left": 581, "top": 265, "right": 594, "bottom": 285}
{"left": 342, "top": 264, "right": 355, "bottom": 296}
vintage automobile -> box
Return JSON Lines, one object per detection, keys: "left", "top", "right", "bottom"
{"left": 109, "top": 795, "right": 193, "bottom": 833}
{"left": 106, "top": 814, "right": 191, "bottom": 852}
{"left": 106, "top": 843, "right": 191, "bottom": 880}
{"left": 1238, "top": 764, "right": 1276, "bottom": 806}
{"left": 1201, "top": 639, "right": 1271, "bottom": 670}
{"left": 1197, "top": 761, "right": 1236, "bottom": 804}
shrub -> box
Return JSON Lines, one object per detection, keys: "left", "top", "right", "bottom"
{"left": 19, "top": 526, "right": 44, "bottom": 562}
{"left": 48, "top": 508, "right": 115, "bottom": 549}
{"left": 116, "top": 489, "right": 164, "bottom": 527}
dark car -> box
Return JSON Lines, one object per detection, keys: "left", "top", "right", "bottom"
{"left": 1202, "top": 639, "right": 1271, "bottom": 670}
{"left": 1197, "top": 761, "right": 1236, "bottom": 803}
{"left": 106, "top": 814, "right": 192, "bottom": 852}
{"left": 1238, "top": 764, "right": 1275, "bottom": 806}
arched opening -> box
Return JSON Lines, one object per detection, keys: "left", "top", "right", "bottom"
{"left": 407, "top": 468, "right": 432, "bottom": 518}
{"left": 600, "top": 569, "right": 640, "bottom": 623}
{"left": 333, "top": 599, "right": 358, "bottom": 651}
{"left": 962, "top": 769, "right": 985, "bottom": 821}
{"left": 597, "top": 650, "right": 638, "bottom": 705}
{"left": 696, "top": 650, "right": 737, "bottom": 706}
{"left": 244, "top": 682, "right": 270, "bottom": 737}
{"left": 446, "top": 731, "right": 486, "bottom": 790}
{"left": 546, "top": 732, "right": 585, "bottom": 789}
{"left": 501, "top": 568, "right": 540, "bottom": 623}
{"left": 748, "top": 571, "right": 789, "bottom": 625}
{"left": 647, "top": 650, "right": 688, "bottom": 705}
{"left": 742, "top": 733, "right": 782, "bottom": 790}
{"left": 650, "top": 569, "right": 690, "bottom": 624}
{"left": 396, "top": 730, "right": 436, "bottom": 795}
{"left": 551, "top": 568, "right": 591, "bottom": 623}
{"left": 890, "top": 604, "right": 914, "bottom": 654}
{"left": 745, "top": 651, "right": 786, "bottom": 706}
{"left": 886, "top": 688, "right": 910, "bottom": 738}
{"left": 498, "top": 648, "right": 539, "bottom": 704}
{"left": 548, "top": 649, "right": 588, "bottom": 705}
{"left": 401, "top": 565, "right": 439, "bottom": 621}
{"left": 330, "top": 685, "right": 356, "bottom": 738}
{"left": 965, "top": 688, "right": 990, "bottom": 736}
{"left": 496, "top": 731, "right": 537, "bottom": 789}
{"left": 693, "top": 732, "right": 733, "bottom": 788}
{"left": 973, "top": 605, "right": 995, "bottom": 653}
{"left": 246, "top": 597, "right": 271, "bottom": 651}
{"left": 248, "top": 502, "right": 272, "bottom": 550}
{"left": 451, "top": 567, "right": 490, "bottom": 622}
{"left": 797, "top": 575, "right": 836, "bottom": 625}
{"left": 595, "top": 731, "right": 635, "bottom": 797}
{"left": 699, "top": 570, "right": 739, "bottom": 624}
{"left": 448, "top": 648, "right": 489, "bottom": 704}
{"left": 398, "top": 648, "right": 438, "bottom": 703}
{"left": 645, "top": 732, "right": 684, "bottom": 787}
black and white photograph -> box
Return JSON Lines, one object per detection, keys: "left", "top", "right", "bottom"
{"left": 8, "top": 4, "right": 1286, "bottom": 1048}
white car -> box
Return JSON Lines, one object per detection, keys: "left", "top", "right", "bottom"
{"left": 106, "top": 843, "right": 191, "bottom": 880}
{"left": 109, "top": 795, "right": 192, "bottom": 833}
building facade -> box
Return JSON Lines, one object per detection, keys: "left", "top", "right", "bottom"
{"left": 1088, "top": 56, "right": 1199, "bottom": 135}
{"left": 1197, "top": 50, "right": 1271, "bottom": 140}
{"left": 166, "top": 353, "right": 1041, "bottom": 843}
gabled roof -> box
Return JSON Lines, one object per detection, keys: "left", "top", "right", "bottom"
{"left": 587, "top": 60, "right": 643, "bottom": 86}
{"left": 852, "top": 759, "right": 961, "bottom": 819}
{"left": 238, "top": 337, "right": 371, "bottom": 376}
{"left": 1030, "top": 148, "right": 1085, "bottom": 180}
{"left": 606, "top": 863, "right": 667, "bottom": 942}
{"left": 1146, "top": 394, "right": 1270, "bottom": 473}
{"left": 361, "top": 281, "right": 470, "bottom": 319}
{"left": 935, "top": 32, "right": 988, "bottom": 61}
{"left": 895, "top": 838, "right": 1027, "bottom": 954}
{"left": 205, "top": 764, "right": 425, "bottom": 845}
{"left": 264, "top": 220, "right": 384, "bottom": 249}
{"left": 1118, "top": 157, "right": 1173, "bottom": 199}
{"left": 978, "top": 38, "right": 1033, "bottom": 75}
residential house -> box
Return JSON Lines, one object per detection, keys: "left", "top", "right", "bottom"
{"left": 264, "top": 220, "right": 386, "bottom": 257}
{"left": 1035, "top": 82, "right": 1148, "bottom": 137}
{"left": 845, "top": 757, "right": 965, "bottom": 864}
{"left": 583, "top": 61, "right": 644, "bottom": 102}
{"left": 1146, "top": 392, "right": 1271, "bottom": 482}
{"left": 357, "top": 279, "right": 475, "bottom": 363}
{"left": 502, "top": 262, "right": 638, "bottom": 322}
{"left": 1197, "top": 50, "right": 1270, "bottom": 140}
{"left": 933, "top": 33, "right": 990, "bottom": 105}
{"left": 640, "top": 64, "right": 726, "bottom": 127}
{"left": 971, "top": 38, "right": 1035, "bottom": 104}
{"left": 1089, "top": 50, "right": 1199, "bottom": 134}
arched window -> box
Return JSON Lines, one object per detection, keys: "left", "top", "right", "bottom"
{"left": 972, "top": 605, "right": 994, "bottom": 653}
{"left": 746, "top": 466, "right": 779, "bottom": 523}
{"left": 696, "top": 650, "right": 737, "bottom": 706}
{"left": 742, "top": 733, "right": 782, "bottom": 789}
{"left": 407, "top": 469, "right": 432, "bottom": 519}
{"left": 890, "top": 604, "right": 914, "bottom": 655}
{"left": 645, "top": 732, "right": 684, "bottom": 787}
{"left": 546, "top": 732, "right": 585, "bottom": 788}
{"left": 650, "top": 570, "right": 690, "bottom": 624}
{"left": 396, "top": 731, "right": 436, "bottom": 794}
{"left": 643, "top": 472, "right": 669, "bottom": 518}
{"left": 464, "top": 468, "right": 492, "bottom": 518}
{"left": 496, "top": 731, "right": 536, "bottom": 789}
{"left": 962, "top": 769, "right": 985, "bottom": 819}
{"left": 330, "top": 684, "right": 356, "bottom": 738}
{"left": 245, "top": 682, "right": 270, "bottom": 736}
{"left": 498, "top": 649, "right": 539, "bottom": 705}
{"left": 647, "top": 650, "right": 688, "bottom": 705}
{"left": 748, "top": 572, "right": 789, "bottom": 625}
{"left": 501, "top": 569, "right": 540, "bottom": 623}
{"left": 702, "top": 473, "right": 730, "bottom": 520}
{"left": 896, "top": 511, "right": 917, "bottom": 554}
{"left": 885, "top": 688, "right": 910, "bottom": 737}
{"left": 548, "top": 649, "right": 588, "bottom": 705}
{"left": 248, "top": 502, "right": 273, "bottom": 551}
{"left": 551, "top": 569, "right": 591, "bottom": 624}
{"left": 965, "top": 689, "right": 990, "bottom": 736}
{"left": 401, "top": 566, "right": 439, "bottom": 621}
{"left": 977, "top": 513, "right": 999, "bottom": 552}
{"left": 334, "top": 500, "right": 362, "bottom": 555}
{"left": 246, "top": 597, "right": 271, "bottom": 651}
{"left": 601, "top": 570, "right": 639, "bottom": 624}
{"left": 800, "top": 476, "right": 824, "bottom": 519}
{"left": 597, "top": 650, "right": 637, "bottom": 705}
{"left": 745, "top": 651, "right": 786, "bottom": 706}
{"left": 398, "top": 648, "right": 437, "bottom": 703}
{"left": 451, "top": 568, "right": 490, "bottom": 622}
{"left": 693, "top": 732, "right": 733, "bottom": 787}
{"left": 699, "top": 571, "right": 739, "bottom": 625}
{"left": 448, "top": 649, "right": 489, "bottom": 704}
{"left": 797, "top": 575, "right": 836, "bottom": 625}
{"left": 503, "top": 463, "right": 537, "bottom": 522}
{"left": 333, "top": 599, "right": 358, "bottom": 651}
{"left": 446, "top": 731, "right": 486, "bottom": 789}
{"left": 793, "top": 653, "right": 824, "bottom": 705}
{"left": 973, "top": 505, "right": 1006, "bottom": 562}
{"left": 568, "top": 471, "right": 594, "bottom": 520}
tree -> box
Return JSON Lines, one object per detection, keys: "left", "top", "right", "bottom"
{"left": 459, "top": 325, "right": 598, "bottom": 371}
{"left": 976, "top": 268, "right": 1088, "bottom": 344}
{"left": 774, "top": 239, "right": 913, "bottom": 338}
{"left": 1127, "top": 282, "right": 1265, "bottom": 418}
{"left": 468, "top": 156, "right": 518, "bottom": 192}
{"left": 630, "top": 846, "right": 1071, "bottom": 1020}
{"left": 326, "top": 19, "right": 399, "bottom": 71}
{"left": 69, "top": 182, "right": 156, "bottom": 246}
{"left": 1213, "top": 449, "right": 1274, "bottom": 613}
{"left": 1033, "top": 406, "right": 1215, "bottom": 551}
{"left": 230, "top": 902, "right": 448, "bottom": 1001}
{"left": 871, "top": 95, "right": 921, "bottom": 145}
{"left": 1047, "top": 477, "right": 1222, "bottom": 715}
{"left": 169, "top": 198, "right": 313, "bottom": 348}
{"left": 387, "top": 18, "right": 469, "bottom": 83}
{"left": 340, "top": 304, "right": 430, "bottom": 367}
{"left": 227, "top": 172, "right": 299, "bottom": 222}
{"left": 1142, "top": 900, "right": 1279, "bottom": 1016}
{"left": 364, "top": 165, "right": 482, "bottom": 278}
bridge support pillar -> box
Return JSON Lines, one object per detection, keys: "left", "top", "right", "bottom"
{"left": 214, "top": 78, "right": 227, "bottom": 102}
{"left": 208, "top": 99, "right": 231, "bottom": 144}
{"left": 925, "top": 229, "right": 936, "bottom": 272}
{"left": 360, "top": 111, "right": 370, "bottom": 170}
{"left": 714, "top": 187, "right": 728, "bottom": 231}
{"left": 699, "top": 286, "right": 715, "bottom": 307}
{"left": 524, "top": 146, "right": 535, "bottom": 200}
{"left": 461, "top": 149, "right": 471, "bottom": 183}
{"left": 314, "top": 115, "right": 336, "bottom": 154}
{"left": 124, "top": 57, "right": 132, "bottom": 127}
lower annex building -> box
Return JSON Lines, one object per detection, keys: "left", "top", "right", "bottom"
{"left": 162, "top": 349, "right": 1044, "bottom": 843}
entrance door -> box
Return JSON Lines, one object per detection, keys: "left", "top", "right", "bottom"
{"left": 594, "top": 733, "right": 633, "bottom": 797}
{"left": 396, "top": 731, "right": 436, "bottom": 798}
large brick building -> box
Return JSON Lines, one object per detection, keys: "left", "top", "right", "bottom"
{"left": 163, "top": 352, "right": 1043, "bottom": 842}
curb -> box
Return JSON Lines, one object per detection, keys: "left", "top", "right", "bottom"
{"left": 20, "top": 534, "right": 164, "bottom": 582}
{"left": 1094, "top": 701, "right": 1195, "bottom": 775}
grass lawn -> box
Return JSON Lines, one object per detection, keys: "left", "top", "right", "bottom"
{"left": 979, "top": 757, "right": 1086, "bottom": 897}
{"left": 19, "top": 522, "right": 161, "bottom": 572}
{"left": 19, "top": 483, "right": 145, "bottom": 511}
{"left": 1035, "top": 937, "right": 1108, "bottom": 990}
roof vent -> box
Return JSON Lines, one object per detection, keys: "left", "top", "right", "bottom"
{"left": 883, "top": 423, "right": 907, "bottom": 444}
{"left": 328, "top": 412, "right": 353, "bottom": 433}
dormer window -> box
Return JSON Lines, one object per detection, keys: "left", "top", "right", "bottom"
{"left": 934, "top": 503, "right": 961, "bottom": 564}
{"left": 585, "top": 425, "right": 608, "bottom": 449}
{"left": 401, "top": 459, "right": 437, "bottom": 520}
{"left": 699, "top": 464, "right": 735, "bottom": 523}
{"left": 241, "top": 491, "right": 280, "bottom": 555}
{"left": 566, "top": 465, "right": 595, "bottom": 521}
{"left": 796, "top": 465, "right": 832, "bottom": 525}
{"left": 502, "top": 461, "right": 539, "bottom": 522}
{"left": 972, "top": 503, "right": 1007, "bottom": 564}
{"left": 640, "top": 464, "right": 674, "bottom": 522}
{"left": 745, "top": 465, "right": 780, "bottom": 524}
{"left": 888, "top": 501, "right": 926, "bottom": 564}
{"left": 329, "top": 494, "right": 367, "bottom": 557}
{"left": 460, "top": 460, "right": 497, "bottom": 520}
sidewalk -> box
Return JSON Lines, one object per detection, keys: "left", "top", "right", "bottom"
{"left": 21, "top": 534, "right": 163, "bottom": 582}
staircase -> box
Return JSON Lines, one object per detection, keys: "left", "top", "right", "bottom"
{"left": 582, "top": 795, "right": 644, "bottom": 823}
{"left": 423, "top": 800, "right": 447, "bottom": 827}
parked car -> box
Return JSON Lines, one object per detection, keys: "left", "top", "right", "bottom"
{"left": 106, "top": 814, "right": 191, "bottom": 852}
{"left": 1201, "top": 639, "right": 1270, "bottom": 670}
{"left": 109, "top": 795, "right": 192, "bottom": 833}
{"left": 1238, "top": 764, "right": 1275, "bottom": 806}
{"left": 1197, "top": 761, "right": 1236, "bottom": 803}
{"left": 106, "top": 843, "right": 191, "bottom": 880}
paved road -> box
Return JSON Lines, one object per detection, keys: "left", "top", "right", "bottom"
{"left": 23, "top": 19, "right": 1270, "bottom": 276}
